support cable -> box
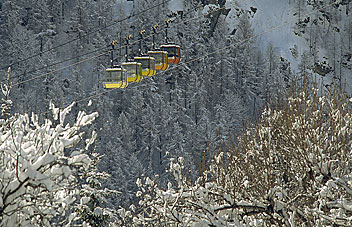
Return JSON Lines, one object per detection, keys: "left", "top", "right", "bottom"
{"left": 39, "top": 1, "right": 337, "bottom": 116}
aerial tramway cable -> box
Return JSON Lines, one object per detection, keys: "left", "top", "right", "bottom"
{"left": 12, "top": 3, "right": 228, "bottom": 86}
{"left": 14, "top": 0, "right": 340, "bottom": 99}
{"left": 37, "top": 1, "right": 339, "bottom": 117}
{"left": 8, "top": 45, "right": 109, "bottom": 81}
{"left": 7, "top": 0, "right": 189, "bottom": 81}
{"left": 0, "top": 0, "right": 175, "bottom": 71}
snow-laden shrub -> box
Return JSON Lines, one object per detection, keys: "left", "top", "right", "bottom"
{"left": 211, "top": 78, "right": 352, "bottom": 226}
{"left": 120, "top": 78, "right": 352, "bottom": 226}
{"left": 0, "top": 70, "right": 119, "bottom": 227}
{"left": 118, "top": 157, "right": 246, "bottom": 226}
{"left": 0, "top": 99, "right": 99, "bottom": 226}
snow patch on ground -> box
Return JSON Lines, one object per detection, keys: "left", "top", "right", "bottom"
{"left": 227, "top": 0, "right": 307, "bottom": 72}
{"left": 117, "top": 0, "right": 133, "bottom": 17}
{"left": 168, "top": 0, "right": 184, "bottom": 12}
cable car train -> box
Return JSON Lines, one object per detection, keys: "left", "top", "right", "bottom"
{"left": 103, "top": 19, "right": 181, "bottom": 89}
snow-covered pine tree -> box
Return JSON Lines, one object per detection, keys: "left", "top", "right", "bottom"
{"left": 126, "top": 90, "right": 145, "bottom": 153}
{"left": 0, "top": 1, "right": 22, "bottom": 71}
{"left": 139, "top": 102, "right": 161, "bottom": 174}
{"left": 104, "top": 111, "right": 145, "bottom": 208}
{"left": 72, "top": 152, "right": 119, "bottom": 227}
{"left": 5, "top": 26, "right": 44, "bottom": 114}
{"left": 232, "top": 12, "right": 262, "bottom": 116}
{"left": 261, "top": 43, "right": 290, "bottom": 104}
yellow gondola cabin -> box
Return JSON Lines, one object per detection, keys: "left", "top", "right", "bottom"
{"left": 121, "top": 62, "right": 143, "bottom": 83}
{"left": 103, "top": 67, "right": 128, "bottom": 89}
{"left": 133, "top": 56, "right": 156, "bottom": 77}
{"left": 147, "top": 51, "right": 168, "bottom": 71}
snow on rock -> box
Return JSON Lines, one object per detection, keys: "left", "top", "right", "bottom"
{"left": 227, "top": 0, "right": 307, "bottom": 72}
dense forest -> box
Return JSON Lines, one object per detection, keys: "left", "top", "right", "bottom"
{"left": 0, "top": 0, "right": 352, "bottom": 226}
